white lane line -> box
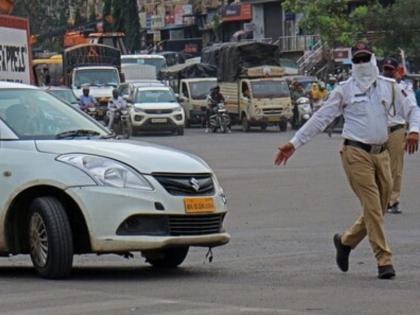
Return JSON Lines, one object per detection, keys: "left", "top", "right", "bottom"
{"left": 0, "top": 298, "right": 179, "bottom": 315}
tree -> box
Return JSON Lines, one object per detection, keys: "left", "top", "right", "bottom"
{"left": 102, "top": 0, "right": 113, "bottom": 32}
{"left": 123, "top": 0, "right": 141, "bottom": 53}
{"left": 283, "top": 0, "right": 420, "bottom": 61}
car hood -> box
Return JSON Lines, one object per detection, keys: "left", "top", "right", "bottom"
{"left": 35, "top": 140, "right": 211, "bottom": 174}
{"left": 133, "top": 102, "right": 181, "bottom": 110}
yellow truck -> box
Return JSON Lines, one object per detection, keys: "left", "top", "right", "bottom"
{"left": 202, "top": 42, "right": 293, "bottom": 131}
{"left": 220, "top": 66, "right": 293, "bottom": 131}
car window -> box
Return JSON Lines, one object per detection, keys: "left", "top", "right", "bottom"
{"left": 50, "top": 90, "right": 78, "bottom": 104}
{"left": 135, "top": 90, "right": 176, "bottom": 103}
{"left": 0, "top": 89, "right": 109, "bottom": 139}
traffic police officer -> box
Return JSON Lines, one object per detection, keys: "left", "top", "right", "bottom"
{"left": 274, "top": 42, "right": 420, "bottom": 279}
{"left": 382, "top": 57, "right": 410, "bottom": 214}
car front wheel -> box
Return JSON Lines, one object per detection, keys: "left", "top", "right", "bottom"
{"left": 28, "top": 197, "right": 74, "bottom": 279}
{"left": 143, "top": 247, "right": 189, "bottom": 268}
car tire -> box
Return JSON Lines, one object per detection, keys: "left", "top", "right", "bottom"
{"left": 279, "top": 120, "right": 288, "bottom": 132}
{"left": 143, "top": 247, "right": 189, "bottom": 269}
{"left": 177, "top": 127, "right": 184, "bottom": 136}
{"left": 260, "top": 123, "right": 267, "bottom": 131}
{"left": 241, "top": 116, "right": 250, "bottom": 132}
{"left": 28, "top": 197, "right": 74, "bottom": 279}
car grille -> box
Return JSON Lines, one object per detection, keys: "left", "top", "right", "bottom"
{"left": 262, "top": 108, "right": 283, "bottom": 115}
{"left": 116, "top": 213, "right": 225, "bottom": 236}
{"left": 153, "top": 174, "right": 215, "bottom": 196}
{"left": 169, "top": 214, "right": 225, "bottom": 236}
{"left": 144, "top": 109, "right": 173, "bottom": 114}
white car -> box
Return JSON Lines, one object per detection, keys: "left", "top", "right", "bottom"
{"left": 0, "top": 82, "right": 230, "bottom": 279}
{"left": 129, "top": 86, "right": 185, "bottom": 135}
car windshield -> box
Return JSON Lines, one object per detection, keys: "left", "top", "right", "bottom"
{"left": 135, "top": 90, "right": 176, "bottom": 103}
{"left": 190, "top": 81, "right": 217, "bottom": 100}
{"left": 0, "top": 89, "right": 110, "bottom": 140}
{"left": 50, "top": 89, "right": 78, "bottom": 104}
{"left": 121, "top": 58, "right": 167, "bottom": 73}
{"left": 74, "top": 69, "right": 119, "bottom": 87}
{"left": 251, "top": 81, "right": 291, "bottom": 98}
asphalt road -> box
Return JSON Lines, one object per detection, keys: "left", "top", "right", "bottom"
{"left": 1, "top": 127, "right": 420, "bottom": 315}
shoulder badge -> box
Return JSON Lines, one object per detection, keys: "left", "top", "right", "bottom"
{"left": 379, "top": 75, "right": 396, "bottom": 83}
{"left": 401, "top": 89, "right": 408, "bottom": 97}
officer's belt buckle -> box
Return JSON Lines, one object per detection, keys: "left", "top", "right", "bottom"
{"left": 369, "top": 144, "right": 383, "bottom": 154}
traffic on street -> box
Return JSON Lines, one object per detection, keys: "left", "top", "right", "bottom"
{"left": 1, "top": 0, "right": 420, "bottom": 314}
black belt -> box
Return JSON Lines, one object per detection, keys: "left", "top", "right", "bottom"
{"left": 344, "top": 139, "right": 386, "bottom": 154}
{"left": 389, "top": 124, "right": 406, "bottom": 133}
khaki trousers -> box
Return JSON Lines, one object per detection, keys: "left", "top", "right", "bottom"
{"left": 340, "top": 146, "right": 393, "bottom": 266}
{"left": 386, "top": 128, "right": 406, "bottom": 207}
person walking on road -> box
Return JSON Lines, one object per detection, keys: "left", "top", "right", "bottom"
{"left": 274, "top": 42, "right": 420, "bottom": 279}
{"left": 382, "top": 57, "right": 411, "bottom": 214}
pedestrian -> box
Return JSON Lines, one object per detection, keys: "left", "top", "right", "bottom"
{"left": 274, "top": 42, "right": 420, "bottom": 279}
{"left": 382, "top": 57, "right": 409, "bottom": 214}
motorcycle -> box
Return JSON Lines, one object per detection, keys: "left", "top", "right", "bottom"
{"left": 82, "top": 105, "right": 97, "bottom": 119}
{"left": 295, "top": 97, "right": 312, "bottom": 128}
{"left": 106, "top": 108, "right": 131, "bottom": 139}
{"left": 208, "top": 102, "right": 231, "bottom": 133}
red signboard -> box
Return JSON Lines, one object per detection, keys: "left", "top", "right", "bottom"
{"left": 222, "top": 3, "right": 252, "bottom": 22}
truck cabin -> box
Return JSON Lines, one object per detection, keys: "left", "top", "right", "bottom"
{"left": 241, "top": 79, "right": 291, "bottom": 100}
{"left": 72, "top": 67, "right": 120, "bottom": 89}
{"left": 32, "top": 55, "right": 63, "bottom": 87}
{"left": 180, "top": 79, "right": 217, "bottom": 101}
{"left": 63, "top": 44, "right": 123, "bottom": 87}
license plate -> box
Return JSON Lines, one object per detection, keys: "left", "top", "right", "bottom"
{"left": 184, "top": 198, "right": 216, "bottom": 214}
{"left": 268, "top": 117, "right": 280, "bottom": 122}
{"left": 151, "top": 118, "right": 167, "bottom": 123}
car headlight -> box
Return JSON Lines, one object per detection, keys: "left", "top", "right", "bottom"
{"left": 174, "top": 107, "right": 183, "bottom": 113}
{"left": 57, "top": 154, "right": 153, "bottom": 190}
{"left": 134, "top": 107, "right": 145, "bottom": 113}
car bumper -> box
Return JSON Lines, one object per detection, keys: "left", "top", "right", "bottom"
{"left": 65, "top": 185, "right": 230, "bottom": 252}
{"left": 130, "top": 112, "right": 185, "bottom": 130}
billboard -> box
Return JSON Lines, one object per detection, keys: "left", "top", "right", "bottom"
{"left": 0, "top": 15, "right": 31, "bottom": 84}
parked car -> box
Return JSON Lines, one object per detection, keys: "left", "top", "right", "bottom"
{"left": 128, "top": 86, "right": 185, "bottom": 135}
{"left": 44, "top": 86, "right": 79, "bottom": 107}
{"left": 0, "top": 82, "right": 230, "bottom": 279}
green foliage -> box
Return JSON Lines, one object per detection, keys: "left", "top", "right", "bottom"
{"left": 102, "top": 0, "right": 112, "bottom": 32}
{"left": 283, "top": 0, "right": 420, "bottom": 61}
{"left": 123, "top": 0, "right": 142, "bottom": 53}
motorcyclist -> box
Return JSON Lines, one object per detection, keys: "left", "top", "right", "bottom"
{"left": 107, "top": 89, "right": 127, "bottom": 129}
{"left": 79, "top": 86, "right": 98, "bottom": 111}
{"left": 290, "top": 81, "right": 305, "bottom": 129}
{"left": 206, "top": 86, "right": 226, "bottom": 132}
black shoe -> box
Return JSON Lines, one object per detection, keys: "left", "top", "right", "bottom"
{"left": 387, "top": 202, "right": 402, "bottom": 214}
{"left": 378, "top": 265, "right": 396, "bottom": 279}
{"left": 333, "top": 234, "right": 351, "bottom": 272}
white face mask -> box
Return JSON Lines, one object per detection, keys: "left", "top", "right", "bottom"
{"left": 352, "top": 54, "right": 379, "bottom": 91}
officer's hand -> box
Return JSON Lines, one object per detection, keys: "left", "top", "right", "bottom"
{"left": 274, "top": 143, "right": 295, "bottom": 166}
{"left": 405, "top": 132, "right": 419, "bottom": 154}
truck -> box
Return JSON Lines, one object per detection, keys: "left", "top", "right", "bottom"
{"left": 0, "top": 13, "right": 32, "bottom": 84}
{"left": 202, "top": 42, "right": 293, "bottom": 131}
{"left": 159, "top": 62, "right": 218, "bottom": 126}
{"left": 63, "top": 43, "right": 123, "bottom": 119}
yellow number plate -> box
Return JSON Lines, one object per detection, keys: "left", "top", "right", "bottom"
{"left": 184, "top": 198, "right": 216, "bottom": 214}
{"left": 268, "top": 116, "right": 280, "bottom": 122}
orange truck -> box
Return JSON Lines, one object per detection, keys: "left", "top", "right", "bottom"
{"left": 0, "top": 12, "right": 33, "bottom": 84}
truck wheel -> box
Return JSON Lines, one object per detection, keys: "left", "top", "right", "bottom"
{"left": 279, "top": 120, "right": 288, "bottom": 132}
{"left": 241, "top": 116, "right": 250, "bottom": 132}
{"left": 28, "top": 197, "right": 74, "bottom": 279}
{"left": 260, "top": 123, "right": 267, "bottom": 131}
{"left": 143, "top": 247, "right": 189, "bottom": 268}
